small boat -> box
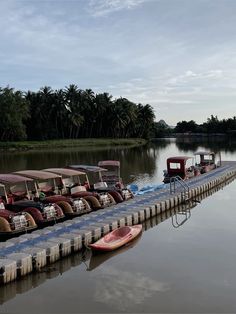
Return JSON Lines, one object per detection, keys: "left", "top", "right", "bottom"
{"left": 89, "top": 225, "right": 142, "bottom": 252}
{"left": 88, "top": 235, "right": 141, "bottom": 271}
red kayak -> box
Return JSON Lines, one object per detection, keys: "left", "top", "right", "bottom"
{"left": 89, "top": 225, "right": 142, "bottom": 252}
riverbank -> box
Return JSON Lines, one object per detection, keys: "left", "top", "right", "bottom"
{"left": 0, "top": 138, "right": 147, "bottom": 152}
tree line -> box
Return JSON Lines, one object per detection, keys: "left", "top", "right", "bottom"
{"left": 0, "top": 85, "right": 155, "bottom": 141}
{"left": 175, "top": 115, "right": 236, "bottom": 135}
{"left": 153, "top": 115, "right": 236, "bottom": 137}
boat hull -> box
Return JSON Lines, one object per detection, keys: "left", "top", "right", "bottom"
{"left": 89, "top": 225, "right": 142, "bottom": 251}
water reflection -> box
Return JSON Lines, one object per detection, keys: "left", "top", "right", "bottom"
{"left": 175, "top": 137, "right": 236, "bottom": 153}
{"left": 86, "top": 235, "right": 141, "bottom": 271}
{"left": 0, "top": 252, "right": 82, "bottom": 305}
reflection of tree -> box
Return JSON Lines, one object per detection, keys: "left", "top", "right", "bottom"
{"left": 150, "top": 138, "right": 172, "bottom": 149}
{"left": 176, "top": 139, "right": 200, "bottom": 152}
{"left": 176, "top": 137, "right": 236, "bottom": 153}
{"left": 0, "top": 145, "right": 158, "bottom": 185}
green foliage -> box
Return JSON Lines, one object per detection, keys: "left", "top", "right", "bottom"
{"left": 152, "top": 121, "right": 173, "bottom": 138}
{"left": 175, "top": 120, "right": 198, "bottom": 133}
{"left": 0, "top": 87, "right": 29, "bottom": 141}
{"left": 174, "top": 116, "right": 236, "bottom": 135}
{"left": 0, "top": 85, "right": 156, "bottom": 141}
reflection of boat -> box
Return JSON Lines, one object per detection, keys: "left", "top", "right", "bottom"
{"left": 87, "top": 234, "right": 141, "bottom": 271}
{"left": 89, "top": 225, "right": 142, "bottom": 252}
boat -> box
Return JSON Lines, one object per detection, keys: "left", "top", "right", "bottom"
{"left": 98, "top": 160, "right": 134, "bottom": 200}
{"left": 0, "top": 183, "right": 37, "bottom": 237}
{"left": 87, "top": 235, "right": 141, "bottom": 271}
{"left": 163, "top": 152, "right": 219, "bottom": 183}
{"left": 14, "top": 170, "right": 90, "bottom": 217}
{"left": 0, "top": 173, "right": 64, "bottom": 227}
{"left": 43, "top": 167, "right": 101, "bottom": 210}
{"left": 194, "top": 151, "right": 217, "bottom": 173}
{"left": 163, "top": 156, "right": 201, "bottom": 183}
{"left": 68, "top": 164, "right": 120, "bottom": 204}
{"left": 89, "top": 224, "right": 142, "bottom": 251}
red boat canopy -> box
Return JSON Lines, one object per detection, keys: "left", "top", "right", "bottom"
{"left": 167, "top": 156, "right": 193, "bottom": 163}
{"left": 68, "top": 165, "right": 107, "bottom": 173}
{"left": 0, "top": 173, "right": 34, "bottom": 184}
{"left": 98, "top": 160, "right": 120, "bottom": 167}
{"left": 43, "top": 168, "right": 86, "bottom": 177}
{"left": 14, "top": 170, "right": 61, "bottom": 180}
{"left": 194, "top": 151, "right": 215, "bottom": 156}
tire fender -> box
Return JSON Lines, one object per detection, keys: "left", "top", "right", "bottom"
{"left": 24, "top": 212, "right": 37, "bottom": 228}
{"left": 54, "top": 204, "right": 65, "bottom": 218}
{"left": 107, "top": 193, "right": 116, "bottom": 205}
{"left": 56, "top": 201, "right": 73, "bottom": 214}
{"left": 108, "top": 190, "right": 123, "bottom": 203}
{"left": 0, "top": 217, "right": 11, "bottom": 232}
{"left": 23, "top": 207, "right": 44, "bottom": 223}
{"left": 81, "top": 198, "right": 92, "bottom": 211}
{"left": 84, "top": 196, "right": 101, "bottom": 210}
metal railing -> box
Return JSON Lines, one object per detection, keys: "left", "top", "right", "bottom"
{"left": 170, "top": 175, "right": 190, "bottom": 202}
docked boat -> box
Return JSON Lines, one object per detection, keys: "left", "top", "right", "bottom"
{"left": 163, "top": 152, "right": 218, "bottom": 183}
{"left": 43, "top": 167, "right": 103, "bottom": 210}
{"left": 68, "top": 164, "right": 120, "bottom": 204}
{"left": 89, "top": 224, "right": 142, "bottom": 251}
{"left": 0, "top": 173, "right": 64, "bottom": 227}
{"left": 163, "top": 156, "right": 200, "bottom": 183}
{"left": 98, "top": 160, "right": 134, "bottom": 200}
{"left": 14, "top": 170, "right": 91, "bottom": 217}
{"left": 88, "top": 235, "right": 141, "bottom": 271}
{"left": 194, "top": 151, "right": 217, "bottom": 173}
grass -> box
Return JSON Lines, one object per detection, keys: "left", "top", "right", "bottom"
{"left": 0, "top": 138, "right": 147, "bottom": 151}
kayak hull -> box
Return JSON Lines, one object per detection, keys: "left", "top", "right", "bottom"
{"left": 89, "top": 225, "right": 142, "bottom": 251}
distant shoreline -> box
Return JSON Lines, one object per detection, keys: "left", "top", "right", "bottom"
{"left": 0, "top": 138, "right": 147, "bottom": 152}
{"left": 152, "top": 133, "right": 231, "bottom": 139}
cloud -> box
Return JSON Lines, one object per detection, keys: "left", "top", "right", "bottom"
{"left": 167, "top": 70, "right": 224, "bottom": 86}
{"left": 1, "top": 0, "right": 236, "bottom": 124}
{"left": 88, "top": 0, "right": 151, "bottom": 16}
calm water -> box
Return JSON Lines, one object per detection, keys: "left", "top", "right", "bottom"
{"left": 1, "top": 138, "right": 236, "bottom": 313}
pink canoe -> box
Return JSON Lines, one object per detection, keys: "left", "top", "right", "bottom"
{"left": 89, "top": 225, "right": 142, "bottom": 251}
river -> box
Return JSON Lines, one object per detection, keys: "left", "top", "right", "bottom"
{"left": 1, "top": 138, "right": 236, "bottom": 313}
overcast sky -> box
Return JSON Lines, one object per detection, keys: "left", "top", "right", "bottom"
{"left": 0, "top": 0, "right": 236, "bottom": 125}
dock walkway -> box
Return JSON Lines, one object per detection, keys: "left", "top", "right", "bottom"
{"left": 1, "top": 161, "right": 236, "bottom": 284}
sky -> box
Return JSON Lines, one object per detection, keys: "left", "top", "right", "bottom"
{"left": 0, "top": 0, "right": 236, "bottom": 125}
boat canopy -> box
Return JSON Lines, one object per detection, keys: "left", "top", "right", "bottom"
{"left": 194, "top": 151, "right": 215, "bottom": 156}
{"left": 68, "top": 165, "right": 107, "bottom": 173}
{"left": 167, "top": 156, "right": 193, "bottom": 163}
{"left": 14, "top": 170, "right": 61, "bottom": 180}
{"left": 0, "top": 173, "right": 34, "bottom": 184}
{"left": 43, "top": 168, "right": 86, "bottom": 177}
{"left": 98, "top": 160, "right": 120, "bottom": 167}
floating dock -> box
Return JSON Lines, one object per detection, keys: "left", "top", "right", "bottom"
{"left": 0, "top": 161, "right": 236, "bottom": 285}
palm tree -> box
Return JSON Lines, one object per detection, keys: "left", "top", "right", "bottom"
{"left": 136, "top": 104, "right": 155, "bottom": 138}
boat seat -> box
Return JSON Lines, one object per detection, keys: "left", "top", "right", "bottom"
{"left": 94, "top": 182, "right": 108, "bottom": 189}
{"left": 71, "top": 185, "right": 87, "bottom": 194}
